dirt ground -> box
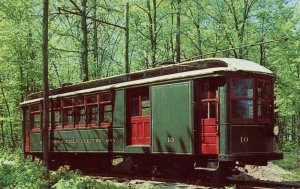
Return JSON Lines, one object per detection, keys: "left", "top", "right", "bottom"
{"left": 233, "top": 162, "right": 299, "bottom": 182}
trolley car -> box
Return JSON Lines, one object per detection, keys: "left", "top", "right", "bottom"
{"left": 20, "top": 58, "right": 283, "bottom": 173}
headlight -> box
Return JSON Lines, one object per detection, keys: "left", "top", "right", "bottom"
{"left": 273, "top": 125, "right": 279, "bottom": 136}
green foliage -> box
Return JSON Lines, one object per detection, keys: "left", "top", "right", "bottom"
{"left": 275, "top": 153, "right": 300, "bottom": 170}
{"left": 0, "top": 151, "right": 49, "bottom": 189}
{"left": 50, "top": 165, "right": 139, "bottom": 189}
{"left": 0, "top": 152, "right": 141, "bottom": 189}
{"left": 0, "top": 0, "right": 299, "bottom": 178}
{"left": 274, "top": 141, "right": 300, "bottom": 171}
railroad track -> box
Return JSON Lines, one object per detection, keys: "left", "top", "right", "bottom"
{"left": 83, "top": 169, "right": 300, "bottom": 189}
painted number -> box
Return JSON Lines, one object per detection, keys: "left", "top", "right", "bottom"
{"left": 240, "top": 137, "right": 249, "bottom": 143}
{"left": 167, "top": 136, "right": 175, "bottom": 143}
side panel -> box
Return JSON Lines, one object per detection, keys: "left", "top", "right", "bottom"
{"left": 219, "top": 83, "right": 229, "bottom": 155}
{"left": 113, "top": 90, "right": 125, "bottom": 128}
{"left": 30, "top": 128, "right": 124, "bottom": 152}
{"left": 151, "top": 81, "right": 193, "bottom": 154}
{"left": 230, "top": 125, "right": 275, "bottom": 153}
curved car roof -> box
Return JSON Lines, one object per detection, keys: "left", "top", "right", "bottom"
{"left": 21, "top": 58, "right": 273, "bottom": 105}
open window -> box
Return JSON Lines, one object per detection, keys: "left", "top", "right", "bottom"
{"left": 127, "top": 87, "right": 150, "bottom": 145}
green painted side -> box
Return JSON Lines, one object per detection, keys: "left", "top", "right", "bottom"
{"left": 113, "top": 90, "right": 125, "bottom": 128}
{"left": 30, "top": 128, "right": 124, "bottom": 152}
{"left": 30, "top": 133, "right": 42, "bottom": 152}
{"left": 219, "top": 84, "right": 229, "bottom": 154}
{"left": 124, "top": 146, "right": 151, "bottom": 154}
{"left": 151, "top": 81, "right": 193, "bottom": 154}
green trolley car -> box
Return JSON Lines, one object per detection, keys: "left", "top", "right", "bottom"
{"left": 21, "top": 58, "right": 283, "bottom": 174}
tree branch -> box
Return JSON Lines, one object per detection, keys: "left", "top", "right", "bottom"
{"left": 68, "top": 0, "right": 83, "bottom": 14}
{"left": 58, "top": 7, "right": 126, "bottom": 30}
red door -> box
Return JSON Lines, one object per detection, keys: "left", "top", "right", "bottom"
{"left": 127, "top": 88, "right": 150, "bottom": 145}
{"left": 130, "top": 116, "right": 150, "bottom": 145}
{"left": 200, "top": 80, "right": 219, "bottom": 154}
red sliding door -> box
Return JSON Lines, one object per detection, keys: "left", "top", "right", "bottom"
{"left": 199, "top": 80, "right": 219, "bottom": 154}
{"left": 127, "top": 87, "right": 150, "bottom": 145}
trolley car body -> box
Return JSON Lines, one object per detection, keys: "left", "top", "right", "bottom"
{"left": 21, "top": 58, "right": 283, "bottom": 171}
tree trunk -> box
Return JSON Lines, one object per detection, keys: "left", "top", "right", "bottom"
{"left": 147, "top": 0, "right": 157, "bottom": 68}
{"left": 125, "top": 2, "right": 130, "bottom": 73}
{"left": 81, "top": 0, "right": 89, "bottom": 82}
{"left": 0, "top": 79, "right": 15, "bottom": 149}
{"left": 0, "top": 113, "right": 4, "bottom": 147}
{"left": 175, "top": 0, "right": 181, "bottom": 63}
{"left": 42, "top": 0, "right": 50, "bottom": 176}
{"left": 93, "top": 0, "right": 99, "bottom": 79}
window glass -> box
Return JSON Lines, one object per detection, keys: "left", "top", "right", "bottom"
{"left": 87, "top": 105, "right": 98, "bottom": 124}
{"left": 232, "top": 79, "right": 253, "bottom": 98}
{"left": 142, "top": 107, "right": 150, "bottom": 116}
{"left": 87, "top": 96, "right": 97, "bottom": 104}
{"left": 33, "top": 113, "right": 41, "bottom": 128}
{"left": 54, "top": 110, "right": 61, "bottom": 126}
{"left": 142, "top": 96, "right": 150, "bottom": 107}
{"left": 63, "top": 109, "right": 73, "bottom": 126}
{"left": 202, "top": 102, "right": 208, "bottom": 119}
{"left": 209, "top": 102, "right": 216, "bottom": 118}
{"left": 75, "top": 97, "right": 84, "bottom": 105}
{"left": 258, "top": 102, "right": 272, "bottom": 119}
{"left": 231, "top": 100, "right": 253, "bottom": 119}
{"left": 130, "top": 95, "right": 139, "bottom": 116}
{"left": 75, "top": 107, "right": 85, "bottom": 125}
{"left": 202, "top": 82, "right": 209, "bottom": 99}
{"left": 102, "top": 104, "right": 112, "bottom": 123}
{"left": 63, "top": 99, "right": 73, "bottom": 107}
{"left": 103, "top": 112, "right": 112, "bottom": 123}
{"left": 202, "top": 102, "right": 216, "bottom": 119}
{"left": 257, "top": 80, "right": 272, "bottom": 100}
{"left": 100, "top": 93, "right": 112, "bottom": 102}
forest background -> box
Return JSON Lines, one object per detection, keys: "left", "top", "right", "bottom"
{"left": 0, "top": 0, "right": 299, "bottom": 169}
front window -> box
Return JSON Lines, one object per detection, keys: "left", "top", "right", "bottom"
{"left": 231, "top": 78, "right": 254, "bottom": 120}
{"left": 257, "top": 80, "right": 272, "bottom": 122}
{"left": 230, "top": 77, "right": 273, "bottom": 122}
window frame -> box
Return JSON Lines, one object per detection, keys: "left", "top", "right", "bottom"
{"left": 230, "top": 77, "right": 255, "bottom": 122}
{"left": 128, "top": 87, "right": 150, "bottom": 118}
{"left": 229, "top": 77, "right": 273, "bottom": 123}
{"left": 30, "top": 103, "right": 42, "bottom": 131}
{"left": 74, "top": 96, "right": 86, "bottom": 128}
{"left": 86, "top": 95, "right": 99, "bottom": 127}
{"left": 257, "top": 79, "right": 273, "bottom": 123}
{"left": 201, "top": 80, "right": 219, "bottom": 120}
{"left": 99, "top": 92, "right": 113, "bottom": 127}
{"left": 62, "top": 98, "right": 74, "bottom": 129}
{"left": 51, "top": 100, "right": 62, "bottom": 129}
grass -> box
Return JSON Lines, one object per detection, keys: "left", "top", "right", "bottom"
{"left": 274, "top": 153, "right": 300, "bottom": 181}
